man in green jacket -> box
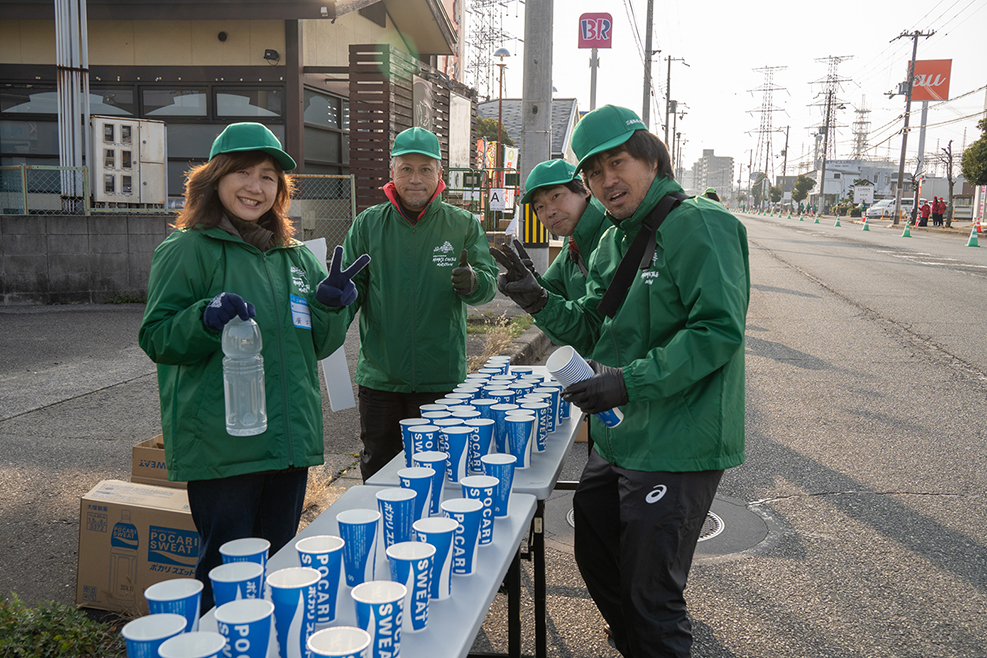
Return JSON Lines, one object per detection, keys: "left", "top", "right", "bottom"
{"left": 492, "top": 105, "right": 749, "bottom": 657}
{"left": 328, "top": 127, "right": 498, "bottom": 480}
{"left": 519, "top": 158, "right": 609, "bottom": 452}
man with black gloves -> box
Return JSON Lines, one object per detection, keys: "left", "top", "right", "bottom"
{"left": 324, "top": 127, "right": 498, "bottom": 480}
{"left": 491, "top": 105, "right": 749, "bottom": 658}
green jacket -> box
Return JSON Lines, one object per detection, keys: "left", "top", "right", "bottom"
{"left": 138, "top": 227, "right": 339, "bottom": 481}
{"left": 536, "top": 197, "right": 609, "bottom": 301}
{"left": 534, "top": 176, "right": 750, "bottom": 472}
{"left": 333, "top": 192, "right": 498, "bottom": 392}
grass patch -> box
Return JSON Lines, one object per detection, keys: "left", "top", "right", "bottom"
{"left": 467, "top": 313, "right": 535, "bottom": 372}
{"left": 0, "top": 594, "right": 127, "bottom": 657}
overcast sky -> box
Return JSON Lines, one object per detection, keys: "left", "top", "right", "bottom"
{"left": 478, "top": 0, "right": 986, "bottom": 183}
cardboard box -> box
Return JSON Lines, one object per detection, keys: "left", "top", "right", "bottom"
{"left": 77, "top": 480, "right": 199, "bottom": 615}
{"left": 132, "top": 435, "right": 186, "bottom": 489}
{"left": 575, "top": 416, "right": 589, "bottom": 443}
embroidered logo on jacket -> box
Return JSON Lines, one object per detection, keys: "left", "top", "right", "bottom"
{"left": 640, "top": 252, "right": 660, "bottom": 285}
{"left": 290, "top": 266, "right": 311, "bottom": 293}
{"left": 432, "top": 241, "right": 457, "bottom": 267}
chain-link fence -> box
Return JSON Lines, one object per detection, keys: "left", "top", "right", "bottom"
{"left": 291, "top": 174, "right": 356, "bottom": 248}
{"left": 1, "top": 165, "right": 90, "bottom": 215}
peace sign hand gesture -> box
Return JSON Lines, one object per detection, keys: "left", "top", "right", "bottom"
{"left": 316, "top": 245, "right": 371, "bottom": 307}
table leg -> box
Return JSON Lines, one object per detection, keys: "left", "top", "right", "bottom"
{"left": 534, "top": 500, "right": 545, "bottom": 658}
{"left": 508, "top": 549, "right": 521, "bottom": 658}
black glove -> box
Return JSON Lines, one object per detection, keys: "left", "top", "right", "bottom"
{"left": 451, "top": 249, "right": 477, "bottom": 296}
{"left": 317, "top": 245, "right": 371, "bottom": 307}
{"left": 489, "top": 243, "right": 548, "bottom": 314}
{"left": 203, "top": 292, "right": 255, "bottom": 331}
{"left": 561, "top": 359, "right": 628, "bottom": 415}
{"left": 512, "top": 239, "right": 538, "bottom": 277}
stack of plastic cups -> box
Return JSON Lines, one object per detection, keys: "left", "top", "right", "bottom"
{"left": 546, "top": 346, "right": 622, "bottom": 428}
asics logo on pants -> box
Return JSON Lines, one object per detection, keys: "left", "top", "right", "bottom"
{"left": 646, "top": 484, "right": 667, "bottom": 504}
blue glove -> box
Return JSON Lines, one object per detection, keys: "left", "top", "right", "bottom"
{"left": 317, "top": 245, "right": 371, "bottom": 307}
{"left": 203, "top": 292, "right": 255, "bottom": 331}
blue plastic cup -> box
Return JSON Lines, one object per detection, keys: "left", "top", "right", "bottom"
{"left": 375, "top": 488, "right": 417, "bottom": 551}
{"left": 397, "top": 466, "right": 434, "bottom": 522}
{"left": 157, "top": 631, "right": 228, "bottom": 658}
{"left": 510, "top": 366, "right": 536, "bottom": 379}
{"left": 441, "top": 426, "right": 472, "bottom": 483}
{"left": 421, "top": 410, "right": 451, "bottom": 422}
{"left": 209, "top": 561, "right": 264, "bottom": 608}
{"left": 505, "top": 414, "right": 535, "bottom": 469}
{"left": 519, "top": 402, "right": 551, "bottom": 451}
{"left": 120, "top": 613, "right": 187, "bottom": 658}
{"left": 412, "top": 451, "right": 447, "bottom": 516}
{"left": 351, "top": 581, "right": 406, "bottom": 658}
{"left": 214, "top": 599, "right": 275, "bottom": 658}
{"left": 295, "top": 535, "right": 345, "bottom": 625}
{"left": 485, "top": 387, "right": 516, "bottom": 406}
{"left": 408, "top": 424, "right": 441, "bottom": 454}
{"left": 509, "top": 381, "right": 535, "bottom": 399}
{"left": 144, "top": 578, "right": 203, "bottom": 633}
{"left": 307, "top": 627, "right": 372, "bottom": 658}
{"left": 386, "top": 540, "right": 435, "bottom": 633}
{"left": 418, "top": 403, "right": 448, "bottom": 415}
{"left": 490, "top": 403, "right": 520, "bottom": 452}
{"left": 219, "top": 537, "right": 270, "bottom": 572}
{"left": 460, "top": 475, "right": 498, "bottom": 546}
{"left": 398, "top": 418, "right": 430, "bottom": 467}
{"left": 440, "top": 498, "right": 483, "bottom": 576}
{"left": 412, "top": 517, "right": 459, "bottom": 600}
{"left": 336, "top": 509, "right": 380, "bottom": 587}
{"left": 535, "top": 385, "right": 562, "bottom": 429}
{"left": 481, "top": 454, "right": 516, "bottom": 518}
{"left": 469, "top": 397, "right": 499, "bottom": 421}
{"left": 449, "top": 407, "right": 481, "bottom": 422}
{"left": 434, "top": 397, "right": 468, "bottom": 407}
{"left": 464, "top": 418, "right": 495, "bottom": 474}
{"left": 452, "top": 385, "right": 482, "bottom": 400}
{"left": 267, "top": 567, "right": 321, "bottom": 658}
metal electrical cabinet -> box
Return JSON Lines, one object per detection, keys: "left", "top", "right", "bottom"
{"left": 91, "top": 116, "right": 167, "bottom": 207}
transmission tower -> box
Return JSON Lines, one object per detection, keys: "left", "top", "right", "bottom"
{"left": 747, "top": 66, "right": 787, "bottom": 206}
{"left": 851, "top": 95, "right": 871, "bottom": 160}
{"left": 809, "top": 56, "right": 852, "bottom": 162}
{"left": 465, "top": 0, "right": 518, "bottom": 101}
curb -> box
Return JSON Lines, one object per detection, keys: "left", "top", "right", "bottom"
{"left": 508, "top": 325, "right": 553, "bottom": 366}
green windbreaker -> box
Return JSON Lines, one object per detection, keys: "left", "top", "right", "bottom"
{"left": 536, "top": 196, "right": 609, "bottom": 301}
{"left": 332, "top": 192, "right": 498, "bottom": 392}
{"left": 138, "top": 226, "right": 340, "bottom": 481}
{"left": 534, "top": 176, "right": 750, "bottom": 472}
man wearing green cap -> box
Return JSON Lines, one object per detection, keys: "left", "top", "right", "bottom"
{"left": 492, "top": 105, "right": 749, "bottom": 657}
{"left": 327, "top": 127, "right": 498, "bottom": 480}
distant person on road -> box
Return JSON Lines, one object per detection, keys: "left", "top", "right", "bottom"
{"left": 491, "top": 105, "right": 750, "bottom": 658}
{"left": 324, "top": 127, "right": 499, "bottom": 481}
{"left": 519, "top": 158, "right": 610, "bottom": 452}
{"left": 138, "top": 122, "right": 368, "bottom": 610}
{"left": 920, "top": 200, "right": 931, "bottom": 227}
{"left": 704, "top": 187, "right": 721, "bottom": 202}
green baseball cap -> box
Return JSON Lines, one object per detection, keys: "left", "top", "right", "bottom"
{"left": 209, "top": 122, "right": 296, "bottom": 171}
{"left": 571, "top": 104, "right": 647, "bottom": 173}
{"left": 392, "top": 127, "right": 442, "bottom": 160}
{"left": 519, "top": 159, "right": 579, "bottom": 205}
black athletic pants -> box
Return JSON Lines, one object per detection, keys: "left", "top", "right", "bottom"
{"left": 573, "top": 451, "right": 723, "bottom": 658}
{"left": 357, "top": 386, "right": 451, "bottom": 481}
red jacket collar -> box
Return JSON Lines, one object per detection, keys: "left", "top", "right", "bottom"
{"left": 382, "top": 179, "right": 447, "bottom": 223}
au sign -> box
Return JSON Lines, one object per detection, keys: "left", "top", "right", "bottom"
{"left": 909, "top": 59, "right": 952, "bottom": 102}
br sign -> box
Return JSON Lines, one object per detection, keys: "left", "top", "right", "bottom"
{"left": 578, "top": 13, "right": 613, "bottom": 49}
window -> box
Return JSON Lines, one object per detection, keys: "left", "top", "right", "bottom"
{"left": 142, "top": 89, "right": 208, "bottom": 116}
{"left": 303, "top": 88, "right": 349, "bottom": 174}
{"left": 216, "top": 89, "right": 283, "bottom": 117}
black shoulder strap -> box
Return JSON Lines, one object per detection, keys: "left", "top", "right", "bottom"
{"left": 596, "top": 193, "right": 688, "bottom": 319}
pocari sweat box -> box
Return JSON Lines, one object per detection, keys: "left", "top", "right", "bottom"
{"left": 77, "top": 480, "right": 199, "bottom": 615}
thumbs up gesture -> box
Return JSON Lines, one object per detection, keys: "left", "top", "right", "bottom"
{"left": 451, "top": 248, "right": 477, "bottom": 296}
{"left": 316, "top": 245, "right": 371, "bottom": 307}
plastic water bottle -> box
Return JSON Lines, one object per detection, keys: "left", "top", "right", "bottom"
{"left": 222, "top": 316, "right": 267, "bottom": 436}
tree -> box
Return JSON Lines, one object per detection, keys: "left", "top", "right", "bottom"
{"left": 792, "top": 175, "right": 816, "bottom": 204}
{"left": 937, "top": 140, "right": 957, "bottom": 228}
{"left": 477, "top": 117, "right": 515, "bottom": 147}
{"left": 769, "top": 185, "right": 782, "bottom": 203}
{"left": 961, "top": 118, "right": 987, "bottom": 186}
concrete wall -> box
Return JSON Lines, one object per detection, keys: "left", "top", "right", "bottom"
{"left": 0, "top": 214, "right": 172, "bottom": 305}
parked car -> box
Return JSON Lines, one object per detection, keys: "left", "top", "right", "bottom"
{"left": 866, "top": 199, "right": 893, "bottom": 218}
{"left": 866, "top": 197, "right": 926, "bottom": 219}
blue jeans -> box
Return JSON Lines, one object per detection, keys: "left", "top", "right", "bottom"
{"left": 187, "top": 468, "right": 308, "bottom": 611}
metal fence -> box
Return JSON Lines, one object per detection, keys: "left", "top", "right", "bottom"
{"left": 1, "top": 165, "right": 90, "bottom": 215}
{"left": 291, "top": 174, "right": 356, "bottom": 248}
{"left": 445, "top": 167, "right": 520, "bottom": 234}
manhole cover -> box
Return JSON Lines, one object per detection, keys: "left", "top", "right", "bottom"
{"left": 566, "top": 508, "right": 723, "bottom": 542}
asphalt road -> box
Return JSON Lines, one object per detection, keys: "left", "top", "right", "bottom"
{"left": 2, "top": 215, "right": 986, "bottom": 656}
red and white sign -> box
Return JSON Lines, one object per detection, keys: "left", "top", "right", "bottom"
{"left": 909, "top": 59, "right": 952, "bottom": 102}
{"left": 578, "top": 13, "right": 613, "bottom": 49}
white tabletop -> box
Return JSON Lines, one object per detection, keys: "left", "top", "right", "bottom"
{"left": 200, "top": 485, "right": 537, "bottom": 658}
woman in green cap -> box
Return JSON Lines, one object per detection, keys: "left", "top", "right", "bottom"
{"left": 138, "top": 122, "right": 368, "bottom": 610}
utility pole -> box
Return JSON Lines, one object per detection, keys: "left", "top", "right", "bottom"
{"left": 780, "top": 125, "right": 789, "bottom": 208}
{"left": 589, "top": 47, "right": 599, "bottom": 110}
{"left": 664, "top": 56, "right": 687, "bottom": 148}
{"left": 642, "top": 0, "right": 655, "bottom": 129}
{"left": 818, "top": 90, "right": 834, "bottom": 216}
{"left": 890, "top": 29, "right": 934, "bottom": 225}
